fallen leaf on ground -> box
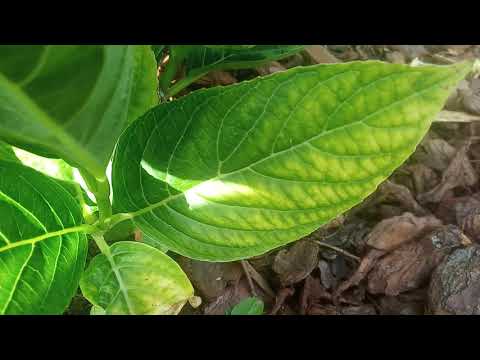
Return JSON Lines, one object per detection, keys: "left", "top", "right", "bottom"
{"left": 204, "top": 278, "right": 251, "bottom": 315}
{"left": 304, "top": 45, "right": 340, "bottom": 64}
{"left": 416, "top": 138, "right": 457, "bottom": 171}
{"left": 406, "top": 164, "right": 440, "bottom": 196}
{"left": 418, "top": 142, "right": 477, "bottom": 204}
{"left": 273, "top": 240, "right": 320, "bottom": 286}
{"left": 380, "top": 180, "right": 428, "bottom": 216}
{"left": 318, "top": 260, "right": 337, "bottom": 290}
{"left": 339, "top": 305, "right": 377, "bottom": 315}
{"left": 334, "top": 213, "right": 442, "bottom": 298}
{"left": 178, "top": 257, "right": 243, "bottom": 300}
{"left": 387, "top": 45, "right": 429, "bottom": 60}
{"left": 366, "top": 213, "right": 442, "bottom": 251}
{"left": 270, "top": 287, "right": 295, "bottom": 315}
{"left": 300, "top": 275, "right": 332, "bottom": 315}
{"left": 378, "top": 289, "right": 426, "bottom": 315}
{"left": 195, "top": 70, "right": 237, "bottom": 87}
{"left": 460, "top": 78, "right": 480, "bottom": 115}
{"left": 256, "top": 61, "right": 286, "bottom": 76}
{"left": 367, "top": 225, "right": 467, "bottom": 296}
{"left": 385, "top": 51, "right": 406, "bottom": 64}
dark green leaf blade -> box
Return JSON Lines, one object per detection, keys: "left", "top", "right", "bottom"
{"left": 0, "top": 161, "right": 88, "bottom": 314}
{"left": 112, "top": 61, "right": 471, "bottom": 261}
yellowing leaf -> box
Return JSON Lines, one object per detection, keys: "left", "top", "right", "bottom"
{"left": 112, "top": 60, "right": 471, "bottom": 261}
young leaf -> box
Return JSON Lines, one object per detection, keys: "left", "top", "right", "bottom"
{"left": 112, "top": 60, "right": 470, "bottom": 261}
{"left": 0, "top": 161, "right": 88, "bottom": 314}
{"left": 80, "top": 241, "right": 193, "bottom": 315}
{"left": 166, "top": 45, "right": 304, "bottom": 96}
{"left": 229, "top": 297, "right": 264, "bottom": 315}
{"left": 0, "top": 45, "right": 157, "bottom": 178}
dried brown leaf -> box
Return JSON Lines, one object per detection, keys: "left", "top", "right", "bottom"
{"left": 366, "top": 213, "right": 442, "bottom": 251}
{"left": 304, "top": 45, "right": 340, "bottom": 64}
{"left": 380, "top": 180, "right": 428, "bottom": 216}
{"left": 367, "top": 225, "right": 466, "bottom": 296}
{"left": 418, "top": 142, "right": 478, "bottom": 203}
{"left": 178, "top": 257, "right": 243, "bottom": 300}
{"left": 461, "top": 78, "right": 480, "bottom": 115}
{"left": 417, "top": 138, "right": 457, "bottom": 171}
{"left": 204, "top": 278, "right": 251, "bottom": 315}
{"left": 406, "top": 164, "right": 439, "bottom": 195}
{"left": 273, "top": 240, "right": 320, "bottom": 286}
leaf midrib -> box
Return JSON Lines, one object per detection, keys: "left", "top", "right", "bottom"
{"left": 123, "top": 69, "right": 454, "bottom": 221}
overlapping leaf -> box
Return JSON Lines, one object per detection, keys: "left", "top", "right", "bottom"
{"left": 0, "top": 45, "right": 158, "bottom": 178}
{"left": 164, "top": 45, "right": 304, "bottom": 96}
{"left": 80, "top": 241, "right": 193, "bottom": 315}
{"left": 113, "top": 61, "right": 470, "bottom": 261}
{"left": 0, "top": 161, "right": 88, "bottom": 314}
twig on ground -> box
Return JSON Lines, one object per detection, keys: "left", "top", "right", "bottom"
{"left": 313, "top": 241, "right": 361, "bottom": 262}
{"left": 242, "top": 261, "right": 276, "bottom": 298}
{"left": 241, "top": 260, "right": 257, "bottom": 297}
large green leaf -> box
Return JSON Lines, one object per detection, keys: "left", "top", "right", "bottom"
{"left": 80, "top": 241, "right": 193, "bottom": 315}
{"left": 112, "top": 60, "right": 470, "bottom": 261}
{"left": 0, "top": 141, "right": 19, "bottom": 162}
{"left": 0, "top": 45, "right": 158, "bottom": 178}
{"left": 0, "top": 161, "right": 88, "bottom": 314}
{"left": 164, "top": 45, "right": 304, "bottom": 96}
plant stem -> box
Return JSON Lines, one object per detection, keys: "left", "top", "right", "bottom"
{"left": 91, "top": 232, "right": 110, "bottom": 255}
{"left": 313, "top": 240, "right": 360, "bottom": 262}
{"left": 94, "top": 177, "right": 112, "bottom": 222}
{"left": 158, "top": 46, "right": 191, "bottom": 100}
{"left": 79, "top": 169, "right": 112, "bottom": 224}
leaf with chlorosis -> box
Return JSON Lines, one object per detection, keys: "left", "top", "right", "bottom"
{"left": 80, "top": 241, "right": 194, "bottom": 315}
{"left": 112, "top": 60, "right": 471, "bottom": 261}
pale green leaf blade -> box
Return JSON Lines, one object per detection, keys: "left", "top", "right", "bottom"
{"left": 12, "top": 147, "right": 96, "bottom": 207}
{"left": 0, "top": 161, "right": 88, "bottom": 314}
{"left": 112, "top": 61, "right": 470, "bottom": 261}
{"left": 80, "top": 241, "right": 193, "bottom": 315}
{"left": 0, "top": 45, "right": 158, "bottom": 177}
{"left": 90, "top": 305, "right": 106, "bottom": 315}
